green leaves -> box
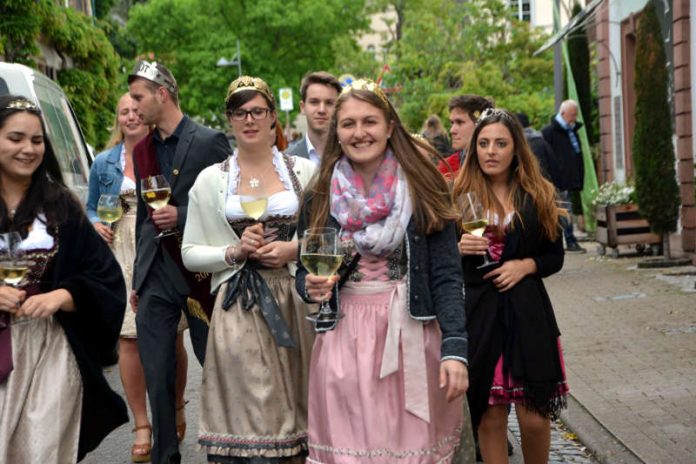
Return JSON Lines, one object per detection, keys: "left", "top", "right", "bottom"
{"left": 632, "top": 2, "right": 679, "bottom": 238}
{"left": 125, "top": 0, "right": 370, "bottom": 127}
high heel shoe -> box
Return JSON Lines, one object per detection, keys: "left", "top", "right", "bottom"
{"left": 131, "top": 424, "right": 152, "bottom": 463}
{"left": 176, "top": 403, "right": 186, "bottom": 443}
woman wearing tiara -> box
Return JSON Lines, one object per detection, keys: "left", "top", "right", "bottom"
{"left": 0, "top": 94, "right": 127, "bottom": 463}
{"left": 453, "top": 108, "right": 568, "bottom": 464}
{"left": 296, "top": 80, "right": 474, "bottom": 463}
{"left": 182, "top": 76, "right": 316, "bottom": 463}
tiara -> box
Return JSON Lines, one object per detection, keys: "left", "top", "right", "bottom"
{"left": 341, "top": 79, "right": 389, "bottom": 108}
{"left": 4, "top": 98, "right": 39, "bottom": 112}
{"left": 128, "top": 60, "right": 178, "bottom": 94}
{"left": 226, "top": 76, "right": 275, "bottom": 106}
{"left": 475, "top": 108, "right": 512, "bottom": 126}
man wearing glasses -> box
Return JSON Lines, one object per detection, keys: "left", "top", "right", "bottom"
{"left": 128, "top": 60, "right": 230, "bottom": 464}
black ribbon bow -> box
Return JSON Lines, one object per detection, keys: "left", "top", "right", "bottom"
{"left": 222, "top": 266, "right": 296, "bottom": 348}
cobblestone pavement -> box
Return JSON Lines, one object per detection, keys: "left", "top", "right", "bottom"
{"left": 546, "top": 245, "right": 696, "bottom": 463}
{"left": 83, "top": 243, "right": 695, "bottom": 463}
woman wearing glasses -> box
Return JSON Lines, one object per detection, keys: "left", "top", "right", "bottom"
{"left": 182, "top": 76, "right": 317, "bottom": 463}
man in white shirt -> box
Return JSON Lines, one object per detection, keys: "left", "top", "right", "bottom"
{"left": 286, "top": 71, "right": 342, "bottom": 165}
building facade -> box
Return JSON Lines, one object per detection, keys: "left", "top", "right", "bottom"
{"left": 596, "top": 0, "right": 695, "bottom": 254}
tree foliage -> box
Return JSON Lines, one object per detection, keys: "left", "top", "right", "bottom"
{"left": 567, "top": 2, "right": 594, "bottom": 143}
{"left": 632, "top": 1, "right": 679, "bottom": 244}
{"left": 0, "top": 1, "right": 121, "bottom": 148}
{"left": 126, "top": 0, "right": 370, "bottom": 127}
{"left": 382, "top": 0, "right": 554, "bottom": 132}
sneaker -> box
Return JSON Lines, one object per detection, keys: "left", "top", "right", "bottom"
{"left": 565, "top": 242, "right": 587, "bottom": 254}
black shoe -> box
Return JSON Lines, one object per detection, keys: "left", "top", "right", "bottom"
{"left": 565, "top": 242, "right": 587, "bottom": 254}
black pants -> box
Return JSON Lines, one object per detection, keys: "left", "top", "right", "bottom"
{"left": 136, "top": 252, "right": 207, "bottom": 464}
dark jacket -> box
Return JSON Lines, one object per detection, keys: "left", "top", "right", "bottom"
{"left": 541, "top": 117, "right": 584, "bottom": 191}
{"left": 295, "top": 194, "right": 468, "bottom": 362}
{"left": 462, "top": 195, "right": 565, "bottom": 429}
{"left": 50, "top": 199, "right": 128, "bottom": 461}
{"left": 523, "top": 127, "right": 560, "bottom": 185}
{"left": 132, "top": 118, "right": 230, "bottom": 292}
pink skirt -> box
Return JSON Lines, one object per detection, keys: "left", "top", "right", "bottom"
{"left": 307, "top": 280, "right": 463, "bottom": 464}
{"left": 489, "top": 339, "right": 569, "bottom": 405}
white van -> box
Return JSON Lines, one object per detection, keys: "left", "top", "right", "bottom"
{"left": 0, "top": 62, "right": 92, "bottom": 203}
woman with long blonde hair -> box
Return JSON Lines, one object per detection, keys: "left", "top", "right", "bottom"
{"left": 296, "top": 80, "right": 475, "bottom": 463}
{"left": 453, "top": 108, "right": 568, "bottom": 464}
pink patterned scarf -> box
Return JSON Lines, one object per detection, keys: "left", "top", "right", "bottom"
{"left": 330, "top": 151, "right": 412, "bottom": 257}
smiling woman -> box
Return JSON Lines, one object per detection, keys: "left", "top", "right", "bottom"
{"left": 295, "top": 79, "right": 476, "bottom": 463}
{"left": 182, "top": 76, "right": 317, "bottom": 463}
{"left": 0, "top": 94, "right": 128, "bottom": 463}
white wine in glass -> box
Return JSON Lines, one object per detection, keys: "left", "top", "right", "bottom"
{"left": 461, "top": 191, "right": 497, "bottom": 269}
{"left": 97, "top": 194, "right": 123, "bottom": 226}
{"left": 0, "top": 232, "right": 31, "bottom": 287}
{"left": 140, "top": 175, "right": 176, "bottom": 238}
{"left": 301, "top": 227, "right": 343, "bottom": 332}
{"left": 238, "top": 173, "right": 268, "bottom": 221}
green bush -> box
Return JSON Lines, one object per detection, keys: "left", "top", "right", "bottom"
{"left": 632, "top": 1, "right": 680, "bottom": 241}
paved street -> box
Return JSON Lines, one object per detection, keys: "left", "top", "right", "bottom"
{"left": 83, "top": 242, "right": 695, "bottom": 463}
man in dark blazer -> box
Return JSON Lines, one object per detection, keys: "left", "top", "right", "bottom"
{"left": 285, "top": 71, "right": 341, "bottom": 164}
{"left": 128, "top": 61, "right": 230, "bottom": 464}
{"left": 542, "top": 99, "right": 587, "bottom": 254}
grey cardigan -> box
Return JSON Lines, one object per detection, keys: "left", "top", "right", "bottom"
{"left": 295, "top": 194, "right": 468, "bottom": 362}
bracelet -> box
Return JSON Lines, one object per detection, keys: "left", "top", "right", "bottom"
{"left": 224, "top": 245, "right": 238, "bottom": 268}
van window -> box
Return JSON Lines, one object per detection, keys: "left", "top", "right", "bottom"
{"left": 33, "top": 81, "right": 90, "bottom": 202}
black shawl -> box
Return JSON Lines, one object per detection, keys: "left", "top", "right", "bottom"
{"left": 463, "top": 195, "right": 566, "bottom": 430}
{"left": 49, "top": 200, "right": 128, "bottom": 461}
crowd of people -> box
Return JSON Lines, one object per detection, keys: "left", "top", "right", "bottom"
{"left": 0, "top": 60, "right": 587, "bottom": 464}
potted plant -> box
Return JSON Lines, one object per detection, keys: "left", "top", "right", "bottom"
{"left": 592, "top": 182, "right": 660, "bottom": 258}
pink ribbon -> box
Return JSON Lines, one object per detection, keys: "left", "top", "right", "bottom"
{"left": 379, "top": 280, "right": 430, "bottom": 423}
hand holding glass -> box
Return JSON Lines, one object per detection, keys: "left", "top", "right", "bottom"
{"left": 0, "top": 232, "right": 31, "bottom": 287}
{"left": 141, "top": 175, "right": 176, "bottom": 238}
{"left": 461, "top": 192, "right": 497, "bottom": 269}
{"left": 301, "top": 227, "right": 343, "bottom": 332}
{"left": 97, "top": 194, "right": 123, "bottom": 228}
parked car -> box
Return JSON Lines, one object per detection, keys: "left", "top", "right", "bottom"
{"left": 0, "top": 62, "right": 92, "bottom": 203}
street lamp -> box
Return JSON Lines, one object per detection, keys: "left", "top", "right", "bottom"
{"left": 217, "top": 39, "right": 242, "bottom": 77}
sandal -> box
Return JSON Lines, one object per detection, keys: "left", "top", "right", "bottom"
{"left": 131, "top": 424, "right": 152, "bottom": 463}
{"left": 176, "top": 403, "right": 187, "bottom": 443}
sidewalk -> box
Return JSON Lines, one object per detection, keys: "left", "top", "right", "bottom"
{"left": 546, "top": 244, "right": 696, "bottom": 463}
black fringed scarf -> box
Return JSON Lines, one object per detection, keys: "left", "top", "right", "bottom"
{"left": 464, "top": 196, "right": 567, "bottom": 430}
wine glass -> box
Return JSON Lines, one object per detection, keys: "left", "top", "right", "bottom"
{"left": 97, "top": 194, "right": 123, "bottom": 229}
{"left": 140, "top": 175, "right": 176, "bottom": 238}
{"left": 461, "top": 191, "right": 497, "bottom": 270}
{"left": 238, "top": 173, "right": 268, "bottom": 221}
{"left": 0, "top": 232, "right": 30, "bottom": 287}
{"left": 301, "top": 227, "right": 344, "bottom": 332}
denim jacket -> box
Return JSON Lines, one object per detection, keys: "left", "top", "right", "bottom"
{"left": 295, "top": 195, "right": 468, "bottom": 363}
{"left": 86, "top": 144, "right": 124, "bottom": 224}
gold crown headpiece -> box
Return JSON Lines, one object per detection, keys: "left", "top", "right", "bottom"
{"left": 128, "top": 60, "right": 178, "bottom": 95}
{"left": 226, "top": 76, "right": 275, "bottom": 106}
{"left": 341, "top": 79, "right": 389, "bottom": 108}
{"left": 3, "top": 98, "right": 39, "bottom": 112}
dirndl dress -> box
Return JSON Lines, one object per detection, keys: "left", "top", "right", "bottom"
{"left": 198, "top": 215, "right": 315, "bottom": 463}
{"left": 307, "top": 249, "right": 470, "bottom": 464}
{"left": 0, "top": 218, "right": 82, "bottom": 463}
